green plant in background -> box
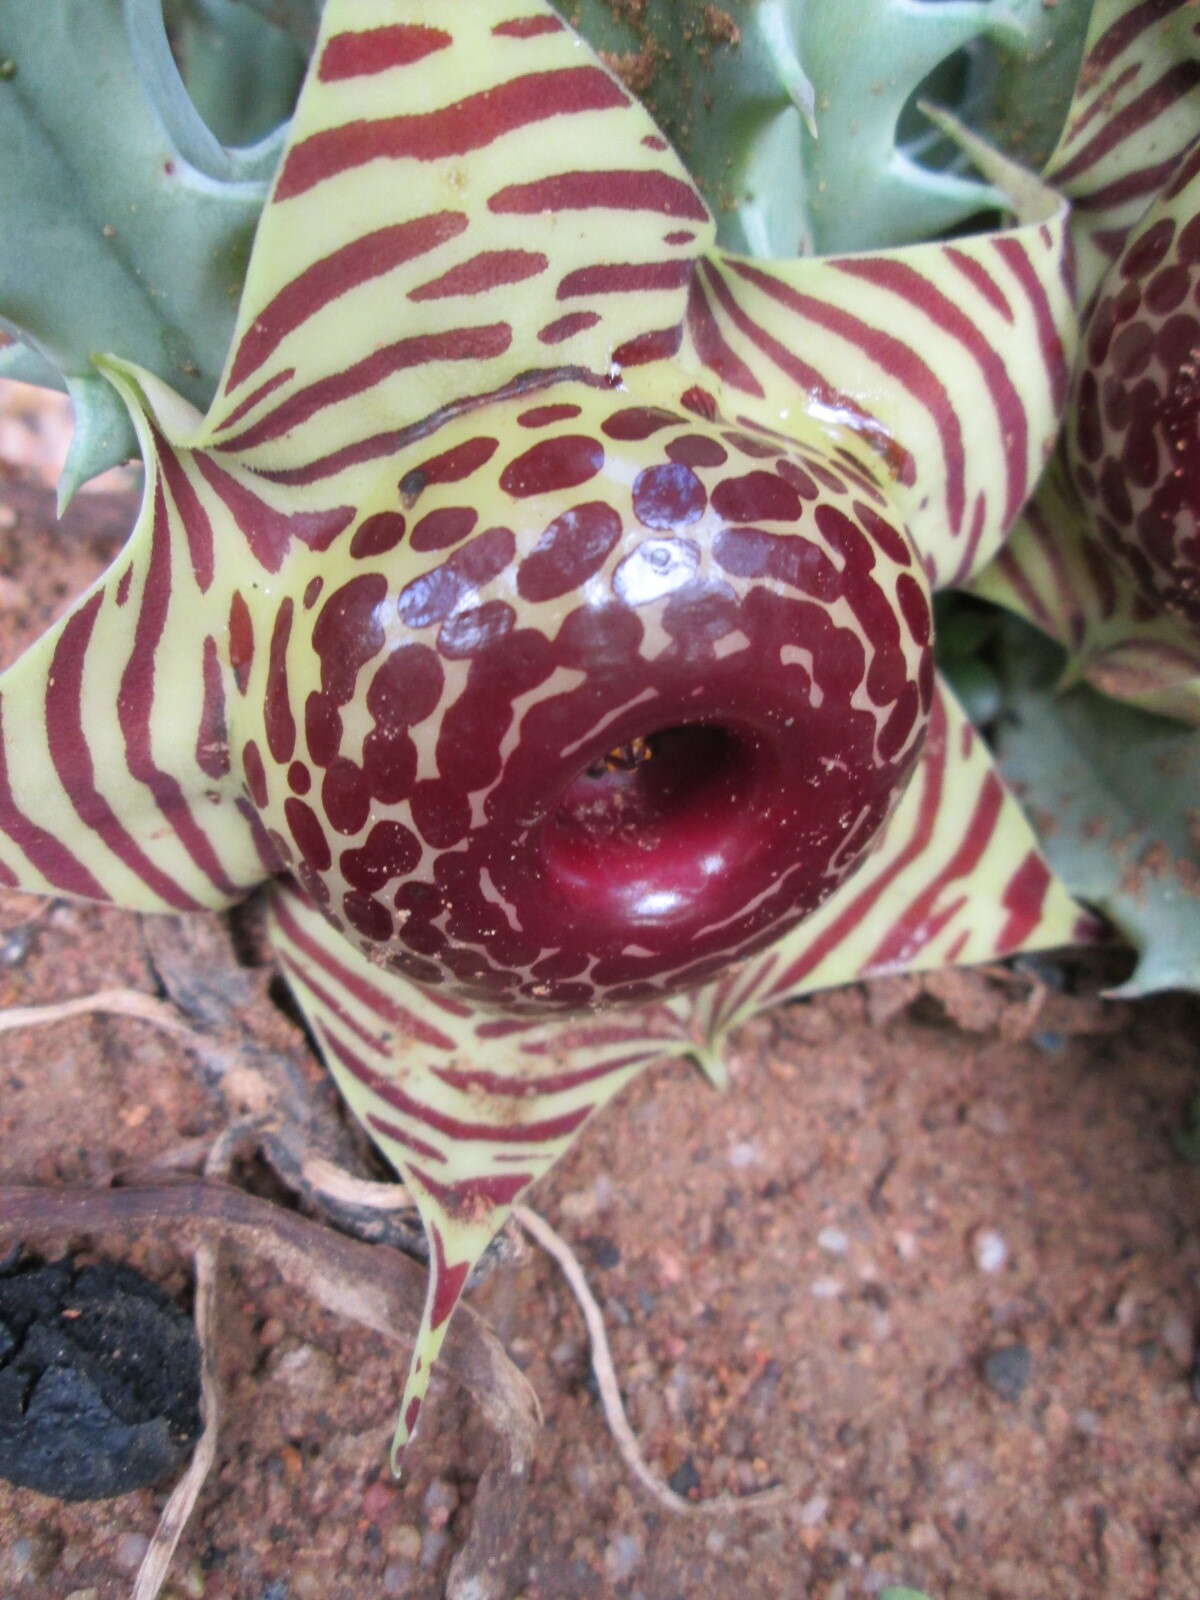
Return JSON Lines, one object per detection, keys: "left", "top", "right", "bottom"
{"left": 0, "top": 0, "right": 1196, "bottom": 1497}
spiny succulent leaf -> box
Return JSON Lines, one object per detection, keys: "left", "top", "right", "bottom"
{"left": 992, "top": 621, "right": 1200, "bottom": 997}
{"left": 684, "top": 679, "right": 1097, "bottom": 1045}
{"left": 566, "top": 0, "right": 1089, "bottom": 257}
{"left": 0, "top": 360, "right": 272, "bottom": 910}
{"left": 0, "top": 0, "right": 267, "bottom": 483}
{"left": 199, "top": 0, "right": 715, "bottom": 483}
{"left": 165, "top": 0, "right": 306, "bottom": 154}
{"left": 234, "top": 0, "right": 322, "bottom": 53}
{"left": 0, "top": 333, "right": 65, "bottom": 392}
{"left": 1043, "top": 0, "right": 1200, "bottom": 302}
{"left": 674, "top": 126, "right": 1075, "bottom": 590}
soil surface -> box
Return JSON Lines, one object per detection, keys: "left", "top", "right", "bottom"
{"left": 0, "top": 391, "right": 1199, "bottom": 1600}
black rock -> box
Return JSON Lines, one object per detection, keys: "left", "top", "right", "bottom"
{"left": 0, "top": 1253, "right": 202, "bottom": 1501}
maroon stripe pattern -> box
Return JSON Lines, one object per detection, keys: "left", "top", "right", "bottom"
{"left": 1044, "top": 0, "right": 1200, "bottom": 299}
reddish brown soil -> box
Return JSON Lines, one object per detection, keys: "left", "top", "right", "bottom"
{"left": 1, "top": 395, "right": 1199, "bottom": 1600}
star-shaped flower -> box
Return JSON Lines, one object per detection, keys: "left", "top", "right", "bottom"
{"left": 0, "top": 0, "right": 1099, "bottom": 1463}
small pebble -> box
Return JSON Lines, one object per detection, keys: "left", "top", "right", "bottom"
{"left": 810, "top": 1276, "right": 843, "bottom": 1299}
{"left": 800, "top": 1492, "right": 829, "bottom": 1526}
{"left": 1032, "top": 1030, "right": 1066, "bottom": 1053}
{"left": 420, "top": 1527, "right": 450, "bottom": 1570}
{"left": 971, "top": 1227, "right": 1008, "bottom": 1274}
{"left": 668, "top": 1457, "right": 701, "bottom": 1497}
{"left": 728, "top": 1141, "right": 761, "bottom": 1169}
{"left": 114, "top": 1532, "right": 149, "bottom": 1572}
{"left": 585, "top": 1234, "right": 621, "bottom": 1269}
{"left": 817, "top": 1226, "right": 849, "bottom": 1256}
{"left": 422, "top": 1478, "right": 459, "bottom": 1529}
{"left": 385, "top": 1524, "right": 421, "bottom": 1562}
{"left": 605, "top": 1532, "right": 643, "bottom": 1581}
{"left": 983, "top": 1342, "right": 1031, "bottom": 1402}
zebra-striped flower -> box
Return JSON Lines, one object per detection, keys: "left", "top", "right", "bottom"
{"left": 3, "top": 0, "right": 1191, "bottom": 1464}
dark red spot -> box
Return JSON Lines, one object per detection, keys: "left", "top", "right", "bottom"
{"left": 798, "top": 457, "right": 847, "bottom": 496}
{"left": 516, "top": 502, "right": 623, "bottom": 601}
{"left": 1180, "top": 212, "right": 1200, "bottom": 264}
{"left": 664, "top": 229, "right": 694, "bottom": 245}
{"left": 243, "top": 740, "right": 268, "bottom": 807}
{"left": 853, "top": 502, "right": 912, "bottom": 568}
{"left": 1122, "top": 415, "right": 1160, "bottom": 489}
{"left": 712, "top": 526, "right": 842, "bottom": 600}
{"left": 196, "top": 636, "right": 229, "bottom": 780}
{"left": 896, "top": 572, "right": 931, "bottom": 647}
{"left": 411, "top": 506, "right": 479, "bottom": 552}
{"left": 1122, "top": 216, "right": 1175, "bottom": 281}
{"left": 493, "top": 14, "right": 562, "bottom": 36}
{"left": 680, "top": 385, "right": 717, "bottom": 419}
{"left": 775, "top": 459, "right": 820, "bottom": 500}
{"left": 632, "top": 463, "right": 706, "bottom": 529}
{"left": 666, "top": 434, "right": 726, "bottom": 468}
{"left": 518, "top": 402, "right": 582, "bottom": 428}
{"left": 303, "top": 576, "right": 324, "bottom": 609}
{"left": 115, "top": 567, "right": 132, "bottom": 607}
{"left": 400, "top": 436, "right": 499, "bottom": 501}
{"left": 229, "top": 592, "right": 254, "bottom": 693}
{"left": 722, "top": 431, "right": 777, "bottom": 459}
{"left": 351, "top": 511, "right": 407, "bottom": 558}
{"left": 411, "top": 780, "right": 470, "bottom": 848}
{"left": 439, "top": 599, "right": 516, "bottom": 657}
{"left": 612, "top": 325, "right": 683, "bottom": 367}
{"left": 322, "top": 756, "right": 371, "bottom": 835}
{"left": 1111, "top": 320, "right": 1154, "bottom": 378}
{"left": 341, "top": 820, "right": 422, "bottom": 890}
{"left": 364, "top": 727, "right": 417, "bottom": 804}
{"left": 342, "top": 891, "right": 393, "bottom": 942}
{"left": 264, "top": 599, "right": 297, "bottom": 765}
{"left": 711, "top": 470, "right": 803, "bottom": 523}
{"left": 288, "top": 761, "right": 311, "bottom": 794}
{"left": 366, "top": 642, "right": 445, "bottom": 728}
{"left": 1146, "top": 265, "right": 1190, "bottom": 315}
{"left": 313, "top": 574, "right": 388, "bottom": 701}
{"left": 305, "top": 691, "right": 342, "bottom": 768}
{"left": 500, "top": 434, "right": 604, "bottom": 497}
{"left": 285, "top": 796, "right": 332, "bottom": 871}
{"left": 601, "top": 406, "right": 681, "bottom": 441}
{"left": 1157, "top": 311, "right": 1200, "bottom": 368}
{"left": 538, "top": 310, "right": 601, "bottom": 344}
{"left": 1103, "top": 373, "right": 1131, "bottom": 432}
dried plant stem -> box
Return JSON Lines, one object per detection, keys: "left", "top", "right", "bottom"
{"left": 133, "top": 1128, "right": 255, "bottom": 1600}
{"left": 0, "top": 987, "right": 209, "bottom": 1048}
{"left": 132, "top": 1236, "right": 219, "bottom": 1600}
{"left": 513, "top": 1204, "right": 791, "bottom": 1518}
